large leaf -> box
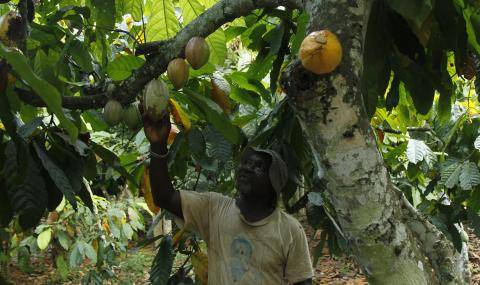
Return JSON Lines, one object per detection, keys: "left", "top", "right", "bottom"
{"left": 91, "top": 142, "right": 139, "bottom": 187}
{"left": 387, "top": 0, "right": 433, "bottom": 29}
{"left": 33, "top": 142, "right": 77, "bottom": 209}
{"left": 92, "top": 0, "right": 116, "bottom": 30}
{"left": 406, "top": 139, "right": 434, "bottom": 164}
{"left": 37, "top": 228, "right": 53, "bottom": 250}
{"left": 460, "top": 161, "right": 480, "bottom": 190}
{"left": 105, "top": 55, "right": 145, "bottom": 81}
{"left": 145, "top": 0, "right": 179, "bottom": 41}
{"left": 183, "top": 88, "right": 245, "bottom": 145}
{"left": 117, "top": 0, "right": 144, "bottom": 21}
{"left": 180, "top": 0, "right": 205, "bottom": 25}
{"left": 191, "top": 250, "right": 208, "bottom": 285}
{"left": 3, "top": 142, "right": 47, "bottom": 229}
{"left": 399, "top": 63, "right": 435, "bottom": 115}
{"left": 361, "top": 0, "right": 391, "bottom": 118}
{"left": 475, "top": 135, "right": 480, "bottom": 150}
{"left": 150, "top": 236, "right": 175, "bottom": 285}
{"left": 440, "top": 160, "right": 463, "bottom": 189}
{"left": 0, "top": 46, "right": 78, "bottom": 141}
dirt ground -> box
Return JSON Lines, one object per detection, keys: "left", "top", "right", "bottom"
{"left": 3, "top": 227, "right": 480, "bottom": 284}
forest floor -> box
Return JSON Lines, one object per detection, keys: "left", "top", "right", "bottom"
{"left": 4, "top": 226, "right": 480, "bottom": 284}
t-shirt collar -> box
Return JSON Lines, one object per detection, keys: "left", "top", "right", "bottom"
{"left": 238, "top": 206, "right": 280, "bottom": 227}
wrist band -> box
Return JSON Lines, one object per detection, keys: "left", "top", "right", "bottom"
{"left": 150, "top": 148, "right": 169, "bottom": 159}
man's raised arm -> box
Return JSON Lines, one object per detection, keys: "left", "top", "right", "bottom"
{"left": 143, "top": 111, "right": 183, "bottom": 218}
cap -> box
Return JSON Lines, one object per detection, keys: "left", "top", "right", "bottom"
{"left": 244, "top": 146, "right": 288, "bottom": 196}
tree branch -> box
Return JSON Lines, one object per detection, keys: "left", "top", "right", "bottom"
{"left": 17, "top": 0, "right": 301, "bottom": 110}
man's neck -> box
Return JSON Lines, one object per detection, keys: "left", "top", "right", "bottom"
{"left": 235, "top": 196, "right": 276, "bottom": 223}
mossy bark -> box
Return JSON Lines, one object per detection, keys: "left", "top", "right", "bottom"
{"left": 282, "top": 0, "right": 470, "bottom": 284}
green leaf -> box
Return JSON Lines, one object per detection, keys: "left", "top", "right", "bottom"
{"left": 18, "top": 117, "right": 44, "bottom": 139}
{"left": 69, "top": 40, "right": 94, "bottom": 73}
{"left": 440, "top": 160, "right": 463, "bottom": 189}
{"left": 386, "top": 76, "right": 399, "bottom": 111}
{"left": 122, "top": 223, "right": 134, "bottom": 240}
{"left": 47, "top": 6, "right": 91, "bottom": 23}
{"left": 205, "top": 29, "right": 227, "bottom": 67}
{"left": 361, "top": 0, "right": 391, "bottom": 118}
{"left": 117, "top": 0, "right": 144, "bottom": 21}
{"left": 387, "top": 0, "right": 433, "bottom": 29}
{"left": 188, "top": 127, "right": 206, "bottom": 159}
{"left": 69, "top": 242, "right": 84, "bottom": 267}
{"left": 92, "top": 0, "right": 116, "bottom": 30}
{"left": 180, "top": 0, "right": 205, "bottom": 25}
{"left": 37, "top": 228, "right": 53, "bottom": 250}
{"left": 468, "top": 208, "right": 480, "bottom": 237}
{"left": 0, "top": 46, "right": 78, "bottom": 141}
{"left": 183, "top": 88, "right": 245, "bottom": 145}
{"left": 406, "top": 139, "right": 434, "bottom": 165}
{"left": 33, "top": 142, "right": 77, "bottom": 210}
{"left": 399, "top": 63, "right": 435, "bottom": 115}
{"left": 475, "top": 135, "right": 480, "bottom": 150}
{"left": 105, "top": 55, "right": 145, "bottom": 81}
{"left": 460, "top": 162, "right": 480, "bottom": 190}
{"left": 145, "top": 0, "right": 179, "bottom": 41}
{"left": 291, "top": 12, "right": 309, "bottom": 55}
{"left": 56, "top": 255, "right": 69, "bottom": 281}
{"left": 84, "top": 242, "right": 97, "bottom": 264}
{"left": 150, "top": 236, "right": 175, "bottom": 285}
{"left": 91, "top": 142, "right": 139, "bottom": 188}
{"left": 56, "top": 231, "right": 71, "bottom": 251}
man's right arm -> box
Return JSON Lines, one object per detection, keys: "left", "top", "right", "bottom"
{"left": 143, "top": 110, "right": 183, "bottom": 218}
{"left": 150, "top": 142, "right": 183, "bottom": 218}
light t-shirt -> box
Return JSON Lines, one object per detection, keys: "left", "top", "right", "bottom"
{"left": 179, "top": 190, "right": 314, "bottom": 285}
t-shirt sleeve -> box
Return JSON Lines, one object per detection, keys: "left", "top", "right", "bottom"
{"left": 284, "top": 221, "right": 314, "bottom": 283}
{"left": 178, "top": 190, "right": 220, "bottom": 244}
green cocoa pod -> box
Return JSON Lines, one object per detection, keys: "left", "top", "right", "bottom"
{"left": 167, "top": 58, "right": 189, "bottom": 90}
{"left": 123, "top": 102, "right": 142, "bottom": 130}
{"left": 143, "top": 79, "right": 169, "bottom": 121}
{"left": 103, "top": 100, "right": 123, "bottom": 126}
{"left": 185, "top": 37, "right": 210, "bottom": 70}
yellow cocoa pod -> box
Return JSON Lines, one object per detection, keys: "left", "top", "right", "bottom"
{"left": 167, "top": 58, "right": 189, "bottom": 90}
{"left": 211, "top": 75, "right": 231, "bottom": 114}
{"left": 299, "top": 30, "right": 342, "bottom": 75}
{"left": 185, "top": 37, "right": 210, "bottom": 70}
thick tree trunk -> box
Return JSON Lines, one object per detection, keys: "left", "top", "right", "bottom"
{"left": 282, "top": 0, "right": 470, "bottom": 284}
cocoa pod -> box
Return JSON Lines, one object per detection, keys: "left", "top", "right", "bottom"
{"left": 103, "top": 100, "right": 124, "bottom": 126}
{"left": 185, "top": 37, "right": 210, "bottom": 70}
{"left": 167, "top": 58, "right": 189, "bottom": 90}
{"left": 143, "top": 79, "right": 169, "bottom": 121}
{"left": 123, "top": 103, "right": 142, "bottom": 130}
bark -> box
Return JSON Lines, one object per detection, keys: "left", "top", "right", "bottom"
{"left": 281, "top": 0, "right": 470, "bottom": 284}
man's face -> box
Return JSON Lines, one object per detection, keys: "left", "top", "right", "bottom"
{"left": 235, "top": 150, "right": 273, "bottom": 199}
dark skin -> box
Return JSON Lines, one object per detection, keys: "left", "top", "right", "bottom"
{"left": 144, "top": 112, "right": 312, "bottom": 285}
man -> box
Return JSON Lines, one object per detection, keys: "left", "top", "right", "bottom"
{"left": 144, "top": 112, "right": 314, "bottom": 285}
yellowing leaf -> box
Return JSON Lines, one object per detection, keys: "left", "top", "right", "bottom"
{"left": 0, "top": 122, "right": 4, "bottom": 130}
{"left": 172, "top": 227, "right": 186, "bottom": 247}
{"left": 191, "top": 250, "right": 208, "bottom": 284}
{"left": 141, "top": 167, "right": 160, "bottom": 214}
{"left": 37, "top": 228, "right": 53, "bottom": 250}
{"left": 169, "top": 98, "right": 191, "bottom": 131}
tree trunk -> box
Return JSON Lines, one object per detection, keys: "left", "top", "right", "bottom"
{"left": 282, "top": 0, "right": 470, "bottom": 284}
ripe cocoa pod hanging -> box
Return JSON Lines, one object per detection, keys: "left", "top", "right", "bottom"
{"left": 103, "top": 100, "right": 124, "bottom": 126}
{"left": 211, "top": 75, "right": 231, "bottom": 114}
{"left": 167, "top": 58, "right": 189, "bottom": 90}
{"left": 185, "top": 37, "right": 210, "bottom": 70}
{"left": 0, "top": 11, "right": 25, "bottom": 47}
{"left": 123, "top": 103, "right": 142, "bottom": 130}
{"left": 299, "top": 30, "right": 342, "bottom": 75}
{"left": 143, "top": 78, "right": 169, "bottom": 121}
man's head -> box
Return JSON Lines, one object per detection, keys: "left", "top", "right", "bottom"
{"left": 235, "top": 147, "right": 288, "bottom": 205}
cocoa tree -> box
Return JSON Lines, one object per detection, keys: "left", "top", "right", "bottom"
{"left": 1, "top": 0, "right": 480, "bottom": 284}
